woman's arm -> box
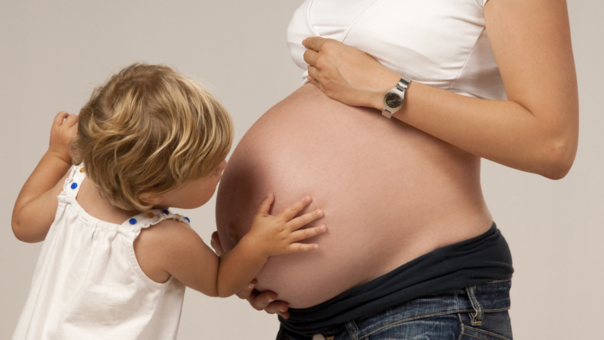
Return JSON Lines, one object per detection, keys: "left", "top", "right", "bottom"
{"left": 303, "top": 0, "right": 578, "bottom": 179}
{"left": 12, "top": 112, "right": 78, "bottom": 242}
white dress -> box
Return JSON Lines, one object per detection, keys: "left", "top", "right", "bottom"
{"left": 13, "top": 164, "right": 189, "bottom": 340}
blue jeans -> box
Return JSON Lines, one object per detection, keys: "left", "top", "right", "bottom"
{"left": 276, "top": 280, "right": 512, "bottom": 340}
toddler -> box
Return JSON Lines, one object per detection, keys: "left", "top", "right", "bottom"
{"left": 11, "top": 63, "right": 326, "bottom": 340}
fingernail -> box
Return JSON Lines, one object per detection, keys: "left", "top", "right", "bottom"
{"left": 267, "top": 298, "right": 275, "bottom": 303}
{"left": 316, "top": 210, "right": 323, "bottom": 217}
{"left": 248, "top": 283, "right": 255, "bottom": 290}
{"left": 320, "top": 225, "right": 326, "bottom": 231}
{"left": 280, "top": 308, "right": 287, "bottom": 313}
{"left": 302, "top": 38, "right": 307, "bottom": 46}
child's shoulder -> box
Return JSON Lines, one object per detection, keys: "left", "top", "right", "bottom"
{"left": 134, "top": 214, "right": 202, "bottom": 283}
{"left": 142, "top": 214, "right": 195, "bottom": 241}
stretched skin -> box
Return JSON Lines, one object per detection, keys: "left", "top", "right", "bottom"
{"left": 215, "top": 84, "right": 492, "bottom": 308}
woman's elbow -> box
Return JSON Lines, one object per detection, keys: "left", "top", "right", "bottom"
{"left": 539, "top": 136, "right": 577, "bottom": 180}
{"left": 542, "top": 161, "right": 572, "bottom": 180}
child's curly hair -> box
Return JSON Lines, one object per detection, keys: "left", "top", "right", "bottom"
{"left": 71, "top": 63, "right": 234, "bottom": 212}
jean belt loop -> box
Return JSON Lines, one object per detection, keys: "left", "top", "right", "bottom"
{"left": 465, "top": 285, "right": 484, "bottom": 326}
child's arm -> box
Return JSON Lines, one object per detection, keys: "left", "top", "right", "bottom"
{"left": 12, "top": 112, "right": 79, "bottom": 242}
{"left": 142, "top": 195, "right": 325, "bottom": 297}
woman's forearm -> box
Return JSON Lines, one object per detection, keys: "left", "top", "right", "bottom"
{"left": 392, "top": 81, "right": 577, "bottom": 179}
{"left": 313, "top": 63, "right": 578, "bottom": 179}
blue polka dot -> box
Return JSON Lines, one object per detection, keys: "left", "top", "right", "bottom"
{"left": 162, "top": 210, "right": 170, "bottom": 215}
{"left": 129, "top": 218, "right": 137, "bottom": 225}
{"left": 71, "top": 182, "right": 78, "bottom": 190}
{"left": 184, "top": 217, "right": 190, "bottom": 223}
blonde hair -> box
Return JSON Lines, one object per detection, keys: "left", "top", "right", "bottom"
{"left": 72, "top": 63, "right": 234, "bottom": 212}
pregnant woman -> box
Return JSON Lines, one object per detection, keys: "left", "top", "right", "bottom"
{"left": 214, "top": 0, "right": 578, "bottom": 339}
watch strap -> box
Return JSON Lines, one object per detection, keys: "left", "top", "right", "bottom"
{"left": 382, "top": 76, "right": 411, "bottom": 119}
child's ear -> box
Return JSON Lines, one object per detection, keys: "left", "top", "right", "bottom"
{"left": 139, "top": 192, "right": 163, "bottom": 206}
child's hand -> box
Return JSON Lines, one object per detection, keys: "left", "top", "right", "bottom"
{"left": 48, "top": 111, "right": 78, "bottom": 164}
{"left": 247, "top": 194, "right": 326, "bottom": 257}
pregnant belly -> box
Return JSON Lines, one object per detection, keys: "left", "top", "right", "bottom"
{"left": 215, "top": 84, "right": 492, "bottom": 308}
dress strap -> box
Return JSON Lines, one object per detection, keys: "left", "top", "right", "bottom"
{"left": 120, "top": 208, "right": 192, "bottom": 233}
{"left": 61, "top": 164, "right": 87, "bottom": 199}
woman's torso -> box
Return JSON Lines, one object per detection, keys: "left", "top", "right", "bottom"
{"left": 216, "top": 0, "right": 503, "bottom": 308}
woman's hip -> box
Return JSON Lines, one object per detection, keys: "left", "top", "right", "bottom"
{"left": 277, "top": 223, "right": 513, "bottom": 336}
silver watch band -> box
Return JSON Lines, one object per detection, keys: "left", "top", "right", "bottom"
{"left": 382, "top": 76, "right": 411, "bottom": 119}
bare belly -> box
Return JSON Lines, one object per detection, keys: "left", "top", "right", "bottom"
{"left": 215, "top": 84, "right": 492, "bottom": 308}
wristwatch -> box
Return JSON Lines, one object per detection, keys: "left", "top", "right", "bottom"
{"left": 382, "top": 76, "right": 411, "bottom": 119}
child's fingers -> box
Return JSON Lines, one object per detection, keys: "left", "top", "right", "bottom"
{"left": 256, "top": 194, "right": 275, "bottom": 215}
{"left": 53, "top": 111, "right": 70, "bottom": 126}
{"left": 287, "top": 209, "right": 324, "bottom": 230}
{"left": 290, "top": 225, "right": 327, "bottom": 242}
{"left": 279, "top": 196, "right": 312, "bottom": 221}
{"left": 64, "top": 114, "right": 79, "bottom": 127}
{"left": 287, "top": 242, "right": 319, "bottom": 253}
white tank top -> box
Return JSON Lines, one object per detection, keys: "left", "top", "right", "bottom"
{"left": 12, "top": 164, "right": 188, "bottom": 340}
{"left": 287, "top": 0, "right": 506, "bottom": 100}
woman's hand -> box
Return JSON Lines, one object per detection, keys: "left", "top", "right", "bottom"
{"left": 303, "top": 37, "right": 400, "bottom": 110}
{"left": 210, "top": 231, "right": 291, "bottom": 318}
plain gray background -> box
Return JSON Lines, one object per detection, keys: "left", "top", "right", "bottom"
{"left": 1, "top": 1, "right": 602, "bottom": 339}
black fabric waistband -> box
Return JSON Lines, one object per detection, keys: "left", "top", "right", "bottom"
{"left": 278, "top": 222, "right": 513, "bottom": 336}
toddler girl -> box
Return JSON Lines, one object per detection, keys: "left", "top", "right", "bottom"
{"left": 11, "top": 63, "right": 326, "bottom": 340}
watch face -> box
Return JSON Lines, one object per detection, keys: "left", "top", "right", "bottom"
{"left": 385, "top": 92, "right": 402, "bottom": 109}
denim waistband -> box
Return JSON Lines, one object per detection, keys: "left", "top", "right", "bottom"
{"left": 278, "top": 280, "right": 512, "bottom": 339}
{"left": 279, "top": 223, "right": 513, "bottom": 336}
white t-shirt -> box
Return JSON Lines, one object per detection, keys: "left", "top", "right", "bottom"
{"left": 12, "top": 164, "right": 188, "bottom": 340}
{"left": 287, "top": 0, "right": 506, "bottom": 100}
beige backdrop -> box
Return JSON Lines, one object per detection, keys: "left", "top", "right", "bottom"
{"left": 1, "top": 1, "right": 602, "bottom": 339}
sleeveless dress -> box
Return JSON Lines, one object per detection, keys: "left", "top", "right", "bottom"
{"left": 12, "top": 164, "right": 188, "bottom": 340}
